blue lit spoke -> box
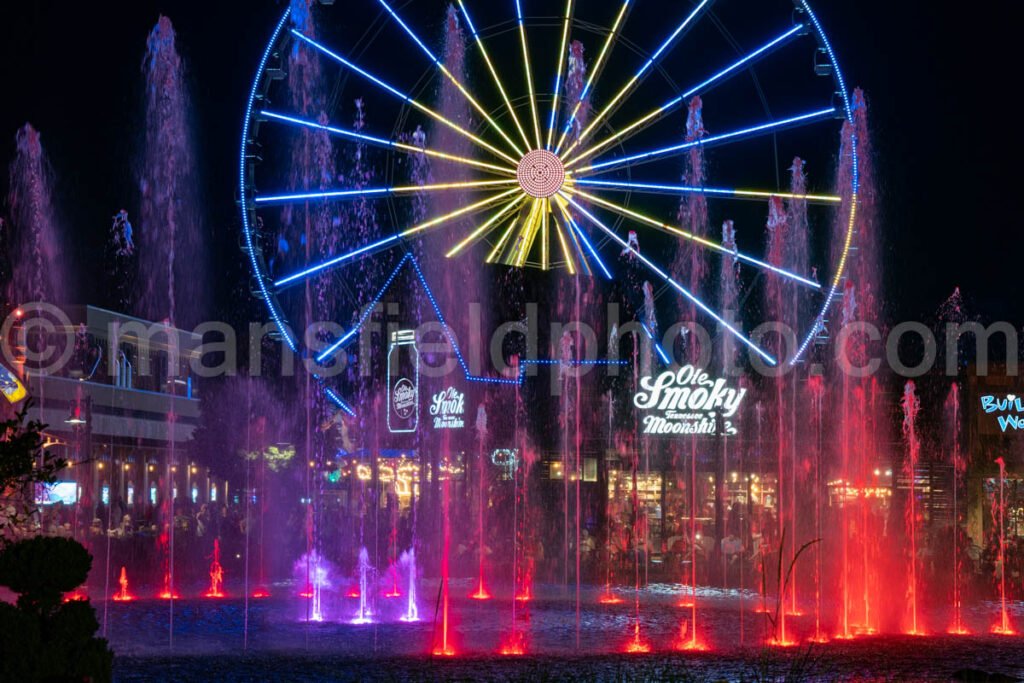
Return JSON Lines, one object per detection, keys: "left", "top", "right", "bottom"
{"left": 553, "top": 199, "right": 612, "bottom": 279}
{"left": 374, "top": 0, "right": 524, "bottom": 157}
{"left": 315, "top": 254, "right": 414, "bottom": 364}
{"left": 255, "top": 179, "right": 516, "bottom": 205}
{"left": 545, "top": 0, "right": 574, "bottom": 150}
{"left": 457, "top": 0, "right": 533, "bottom": 151}
{"left": 566, "top": 24, "right": 807, "bottom": 169}
{"left": 572, "top": 178, "right": 841, "bottom": 205}
{"left": 641, "top": 322, "right": 672, "bottom": 366}
{"left": 576, "top": 107, "right": 836, "bottom": 175}
{"left": 566, "top": 186, "right": 820, "bottom": 289}
{"left": 259, "top": 111, "right": 515, "bottom": 176}
{"left": 561, "top": 0, "right": 712, "bottom": 158}
{"left": 290, "top": 30, "right": 519, "bottom": 166}
{"left": 275, "top": 235, "right": 402, "bottom": 289}
{"left": 562, "top": 193, "right": 777, "bottom": 366}
{"left": 324, "top": 387, "right": 357, "bottom": 417}
{"left": 554, "top": 0, "right": 633, "bottom": 154}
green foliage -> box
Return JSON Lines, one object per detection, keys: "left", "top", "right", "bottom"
{"left": 0, "top": 532, "right": 113, "bottom": 682}
{"left": 0, "top": 400, "right": 67, "bottom": 499}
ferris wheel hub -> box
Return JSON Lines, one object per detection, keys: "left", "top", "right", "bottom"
{"left": 516, "top": 150, "right": 565, "bottom": 198}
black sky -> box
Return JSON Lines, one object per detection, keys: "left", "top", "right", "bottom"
{"left": 1, "top": 1, "right": 1020, "bottom": 325}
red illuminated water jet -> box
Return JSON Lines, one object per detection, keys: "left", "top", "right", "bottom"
{"left": 623, "top": 621, "right": 651, "bottom": 654}
{"left": 431, "top": 454, "right": 456, "bottom": 658}
{"left": 112, "top": 566, "right": 135, "bottom": 602}
{"left": 901, "top": 382, "right": 924, "bottom": 636}
{"left": 599, "top": 592, "right": 624, "bottom": 605}
{"left": 63, "top": 591, "right": 88, "bottom": 603}
{"left": 251, "top": 588, "right": 271, "bottom": 599}
{"left": 204, "top": 539, "right": 226, "bottom": 598}
{"left": 158, "top": 570, "right": 179, "bottom": 600}
{"left": 674, "top": 621, "right": 709, "bottom": 652}
{"left": 990, "top": 457, "right": 1016, "bottom": 636}
{"left": 498, "top": 631, "right": 527, "bottom": 656}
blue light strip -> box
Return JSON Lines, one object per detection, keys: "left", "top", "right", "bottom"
{"left": 648, "top": 0, "right": 711, "bottom": 64}
{"left": 681, "top": 24, "right": 803, "bottom": 100}
{"left": 582, "top": 107, "right": 836, "bottom": 174}
{"left": 565, "top": 187, "right": 821, "bottom": 288}
{"left": 256, "top": 188, "right": 391, "bottom": 204}
{"left": 324, "top": 387, "right": 357, "bottom": 417}
{"left": 641, "top": 321, "right": 672, "bottom": 366}
{"left": 241, "top": 9, "right": 297, "bottom": 352}
{"left": 558, "top": 0, "right": 710, "bottom": 160}
{"left": 275, "top": 234, "right": 401, "bottom": 288}
{"left": 556, "top": 0, "right": 633, "bottom": 147}
{"left": 565, "top": 24, "right": 807, "bottom": 168}
{"left": 315, "top": 252, "right": 629, "bottom": 409}
{"left": 374, "top": 0, "right": 437, "bottom": 65}
{"left": 290, "top": 29, "right": 407, "bottom": 100}
{"left": 262, "top": 110, "right": 394, "bottom": 147}
{"left": 374, "top": 0, "right": 524, "bottom": 156}
{"left": 562, "top": 192, "right": 776, "bottom": 366}
{"left": 558, "top": 206, "right": 612, "bottom": 279}
{"left": 572, "top": 178, "right": 840, "bottom": 205}
{"left": 315, "top": 253, "right": 413, "bottom": 364}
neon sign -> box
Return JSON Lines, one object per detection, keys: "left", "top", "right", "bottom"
{"left": 387, "top": 330, "right": 419, "bottom": 433}
{"left": 632, "top": 365, "right": 746, "bottom": 437}
{"left": 430, "top": 386, "right": 466, "bottom": 430}
{"left": 981, "top": 394, "right": 1024, "bottom": 433}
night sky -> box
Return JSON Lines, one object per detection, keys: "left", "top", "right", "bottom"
{"left": 1, "top": 1, "right": 1019, "bottom": 325}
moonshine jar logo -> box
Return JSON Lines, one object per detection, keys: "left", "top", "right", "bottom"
{"left": 387, "top": 330, "right": 419, "bottom": 433}
{"left": 980, "top": 394, "right": 1024, "bottom": 433}
{"left": 632, "top": 365, "right": 746, "bottom": 437}
{"left": 393, "top": 379, "right": 416, "bottom": 418}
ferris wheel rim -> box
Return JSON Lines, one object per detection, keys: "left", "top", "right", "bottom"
{"left": 239, "top": 0, "right": 858, "bottom": 381}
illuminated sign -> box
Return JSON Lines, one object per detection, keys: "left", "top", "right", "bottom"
{"left": 980, "top": 394, "right": 1024, "bottom": 433}
{"left": 387, "top": 331, "right": 419, "bottom": 433}
{"left": 430, "top": 386, "right": 466, "bottom": 430}
{"left": 1, "top": 364, "right": 27, "bottom": 404}
{"left": 632, "top": 365, "right": 746, "bottom": 437}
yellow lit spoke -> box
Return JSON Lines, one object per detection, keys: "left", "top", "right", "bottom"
{"left": 391, "top": 179, "right": 518, "bottom": 196}
{"left": 565, "top": 186, "right": 819, "bottom": 288}
{"left": 457, "top": 1, "right": 533, "bottom": 153}
{"left": 393, "top": 141, "right": 515, "bottom": 177}
{"left": 541, "top": 199, "right": 551, "bottom": 270}
{"left": 554, "top": 0, "right": 631, "bottom": 155}
{"left": 562, "top": 1, "right": 710, "bottom": 159}
{"left": 291, "top": 30, "right": 519, "bottom": 167}
{"left": 514, "top": 199, "right": 543, "bottom": 267}
{"left": 446, "top": 195, "right": 527, "bottom": 258}
{"left": 407, "top": 99, "right": 520, "bottom": 167}
{"left": 401, "top": 188, "right": 521, "bottom": 238}
{"left": 438, "top": 62, "right": 525, "bottom": 158}
{"left": 486, "top": 215, "right": 521, "bottom": 264}
{"left": 545, "top": 0, "right": 574, "bottom": 150}
{"left": 563, "top": 99, "right": 674, "bottom": 170}
{"left": 516, "top": 2, "right": 543, "bottom": 149}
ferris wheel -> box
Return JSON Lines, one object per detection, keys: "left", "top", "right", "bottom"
{"left": 239, "top": 0, "right": 857, "bottom": 409}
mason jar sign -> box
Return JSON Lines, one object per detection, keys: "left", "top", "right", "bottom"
{"left": 387, "top": 330, "right": 419, "bottom": 433}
